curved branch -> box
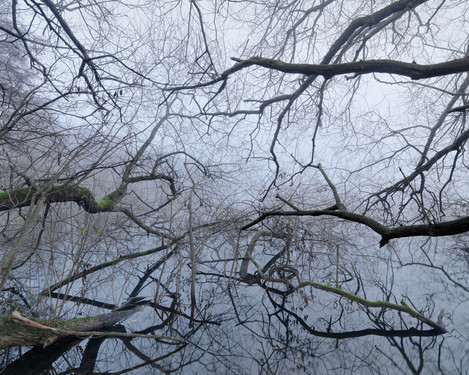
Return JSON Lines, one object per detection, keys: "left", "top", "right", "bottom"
{"left": 0, "top": 169, "right": 176, "bottom": 214}
{"left": 280, "top": 304, "right": 444, "bottom": 339}
{"left": 297, "top": 281, "right": 446, "bottom": 332}
{"left": 242, "top": 206, "right": 469, "bottom": 247}
{"left": 0, "top": 185, "right": 119, "bottom": 213}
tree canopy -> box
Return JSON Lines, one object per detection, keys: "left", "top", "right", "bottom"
{"left": 1, "top": 0, "right": 468, "bottom": 373}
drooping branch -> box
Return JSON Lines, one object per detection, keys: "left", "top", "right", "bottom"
{"left": 242, "top": 164, "right": 469, "bottom": 247}
{"left": 238, "top": 231, "right": 270, "bottom": 280}
{"left": 297, "top": 281, "right": 446, "bottom": 332}
{"left": 243, "top": 195, "right": 469, "bottom": 247}
{"left": 239, "top": 246, "right": 446, "bottom": 337}
{"left": 272, "top": 296, "right": 445, "bottom": 339}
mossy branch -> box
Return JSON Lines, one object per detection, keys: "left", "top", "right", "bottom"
{"left": 298, "top": 281, "right": 446, "bottom": 332}
{"left": 0, "top": 185, "right": 119, "bottom": 213}
{"left": 0, "top": 309, "right": 183, "bottom": 349}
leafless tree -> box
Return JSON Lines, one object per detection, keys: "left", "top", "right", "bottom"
{"left": 1, "top": 0, "right": 469, "bottom": 374}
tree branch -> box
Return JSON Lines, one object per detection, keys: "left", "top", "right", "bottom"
{"left": 229, "top": 56, "right": 469, "bottom": 81}
{"left": 297, "top": 281, "right": 446, "bottom": 332}
{"left": 242, "top": 204, "right": 469, "bottom": 247}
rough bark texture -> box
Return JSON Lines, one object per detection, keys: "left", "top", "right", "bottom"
{"left": 229, "top": 56, "right": 469, "bottom": 80}
{"left": 0, "top": 185, "right": 119, "bottom": 213}
{"left": 0, "top": 308, "right": 136, "bottom": 349}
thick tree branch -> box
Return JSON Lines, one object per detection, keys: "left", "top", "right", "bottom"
{"left": 229, "top": 56, "right": 469, "bottom": 81}
{"left": 244, "top": 164, "right": 469, "bottom": 246}
{"left": 242, "top": 205, "right": 469, "bottom": 247}
{"left": 167, "top": 0, "right": 429, "bottom": 93}
{"left": 0, "top": 309, "right": 183, "bottom": 349}
{"left": 0, "top": 170, "right": 176, "bottom": 214}
{"left": 0, "top": 185, "right": 119, "bottom": 213}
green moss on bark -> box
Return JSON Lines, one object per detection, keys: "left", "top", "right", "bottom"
{"left": 0, "top": 185, "right": 121, "bottom": 213}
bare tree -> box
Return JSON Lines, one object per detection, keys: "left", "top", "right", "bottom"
{"left": 1, "top": 0, "right": 469, "bottom": 374}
